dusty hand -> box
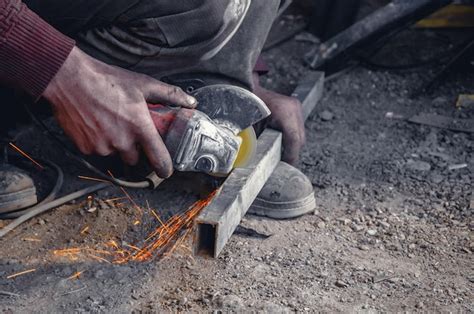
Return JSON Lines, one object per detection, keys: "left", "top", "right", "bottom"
{"left": 253, "top": 74, "right": 305, "bottom": 165}
{"left": 43, "top": 47, "right": 196, "bottom": 178}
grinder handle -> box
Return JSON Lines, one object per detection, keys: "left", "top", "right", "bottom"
{"left": 147, "top": 103, "right": 179, "bottom": 136}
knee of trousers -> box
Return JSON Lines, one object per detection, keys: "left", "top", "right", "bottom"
{"left": 154, "top": 0, "right": 251, "bottom": 61}
{"left": 76, "top": 0, "right": 250, "bottom": 72}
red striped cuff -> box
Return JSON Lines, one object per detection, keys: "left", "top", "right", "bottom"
{"left": 0, "top": 2, "right": 75, "bottom": 100}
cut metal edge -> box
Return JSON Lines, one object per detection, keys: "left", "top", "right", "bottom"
{"left": 194, "top": 129, "right": 281, "bottom": 257}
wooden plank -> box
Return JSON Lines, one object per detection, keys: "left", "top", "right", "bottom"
{"left": 193, "top": 70, "right": 325, "bottom": 258}
{"left": 291, "top": 71, "right": 325, "bottom": 120}
{"left": 194, "top": 129, "right": 282, "bottom": 257}
{"left": 456, "top": 94, "right": 474, "bottom": 109}
{"left": 408, "top": 113, "right": 474, "bottom": 133}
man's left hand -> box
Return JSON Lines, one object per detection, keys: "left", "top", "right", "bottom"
{"left": 253, "top": 74, "right": 305, "bottom": 165}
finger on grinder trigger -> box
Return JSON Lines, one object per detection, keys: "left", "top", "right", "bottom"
{"left": 145, "top": 80, "right": 197, "bottom": 109}
{"left": 139, "top": 117, "right": 174, "bottom": 178}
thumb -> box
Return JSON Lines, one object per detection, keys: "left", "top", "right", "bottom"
{"left": 141, "top": 76, "right": 197, "bottom": 108}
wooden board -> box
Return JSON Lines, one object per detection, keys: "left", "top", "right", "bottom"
{"left": 194, "top": 129, "right": 282, "bottom": 257}
{"left": 193, "top": 71, "right": 325, "bottom": 258}
{"left": 292, "top": 71, "right": 325, "bottom": 120}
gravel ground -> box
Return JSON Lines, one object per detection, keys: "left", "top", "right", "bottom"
{"left": 1, "top": 6, "right": 473, "bottom": 313}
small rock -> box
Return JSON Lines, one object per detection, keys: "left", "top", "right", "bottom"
{"left": 217, "top": 294, "right": 244, "bottom": 309}
{"left": 406, "top": 160, "right": 431, "bottom": 172}
{"left": 337, "top": 218, "right": 351, "bottom": 225}
{"left": 415, "top": 301, "right": 424, "bottom": 309}
{"left": 431, "top": 174, "right": 444, "bottom": 184}
{"left": 335, "top": 280, "right": 349, "bottom": 288}
{"left": 385, "top": 112, "right": 404, "bottom": 119}
{"left": 317, "top": 221, "right": 326, "bottom": 229}
{"left": 432, "top": 96, "right": 447, "bottom": 107}
{"left": 320, "top": 271, "right": 329, "bottom": 278}
{"left": 256, "top": 301, "right": 290, "bottom": 312}
{"left": 59, "top": 266, "right": 72, "bottom": 276}
{"left": 94, "top": 270, "right": 104, "bottom": 279}
{"left": 98, "top": 199, "right": 109, "bottom": 210}
{"left": 351, "top": 224, "right": 364, "bottom": 232}
{"left": 320, "top": 110, "right": 334, "bottom": 121}
{"left": 448, "top": 163, "right": 467, "bottom": 171}
{"left": 367, "top": 229, "right": 377, "bottom": 236}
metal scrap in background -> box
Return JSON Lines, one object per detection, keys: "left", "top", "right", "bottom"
{"left": 416, "top": 4, "right": 474, "bottom": 28}
{"left": 306, "top": 0, "right": 454, "bottom": 71}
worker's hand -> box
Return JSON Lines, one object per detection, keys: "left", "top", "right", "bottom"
{"left": 42, "top": 47, "right": 197, "bottom": 178}
{"left": 253, "top": 74, "right": 305, "bottom": 165}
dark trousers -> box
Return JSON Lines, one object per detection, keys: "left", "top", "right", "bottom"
{"left": 24, "top": 0, "right": 280, "bottom": 89}
{"left": 1, "top": 0, "right": 280, "bottom": 134}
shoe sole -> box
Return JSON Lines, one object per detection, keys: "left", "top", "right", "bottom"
{"left": 248, "top": 192, "right": 316, "bottom": 219}
{"left": 0, "top": 187, "right": 38, "bottom": 214}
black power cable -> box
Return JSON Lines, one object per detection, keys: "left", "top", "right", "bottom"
{"left": 0, "top": 183, "right": 108, "bottom": 239}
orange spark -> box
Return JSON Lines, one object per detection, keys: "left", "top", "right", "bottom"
{"left": 107, "top": 240, "right": 119, "bottom": 249}
{"left": 53, "top": 248, "right": 81, "bottom": 254}
{"left": 51, "top": 189, "right": 218, "bottom": 264}
{"left": 22, "top": 237, "right": 41, "bottom": 242}
{"left": 107, "top": 170, "right": 143, "bottom": 215}
{"left": 7, "top": 268, "right": 36, "bottom": 279}
{"left": 67, "top": 270, "right": 84, "bottom": 280}
{"left": 87, "top": 254, "right": 111, "bottom": 264}
{"left": 8, "top": 143, "right": 44, "bottom": 170}
{"left": 123, "top": 243, "right": 140, "bottom": 251}
{"left": 151, "top": 209, "right": 170, "bottom": 232}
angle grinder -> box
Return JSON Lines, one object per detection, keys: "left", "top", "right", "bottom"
{"left": 148, "top": 85, "right": 270, "bottom": 177}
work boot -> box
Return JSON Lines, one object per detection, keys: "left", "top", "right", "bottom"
{"left": 248, "top": 161, "right": 316, "bottom": 219}
{"left": 0, "top": 164, "right": 37, "bottom": 214}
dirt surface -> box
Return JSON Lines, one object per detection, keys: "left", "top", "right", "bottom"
{"left": 1, "top": 5, "right": 473, "bottom": 314}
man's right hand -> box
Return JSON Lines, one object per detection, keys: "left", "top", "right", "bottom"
{"left": 43, "top": 47, "right": 197, "bottom": 178}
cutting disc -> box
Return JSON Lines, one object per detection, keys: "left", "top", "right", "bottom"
{"left": 233, "top": 127, "right": 257, "bottom": 169}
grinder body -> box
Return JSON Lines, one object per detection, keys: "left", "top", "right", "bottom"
{"left": 149, "top": 105, "right": 241, "bottom": 176}
{"left": 148, "top": 84, "right": 270, "bottom": 177}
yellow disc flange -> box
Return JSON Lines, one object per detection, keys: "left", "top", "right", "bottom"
{"left": 233, "top": 127, "right": 257, "bottom": 169}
